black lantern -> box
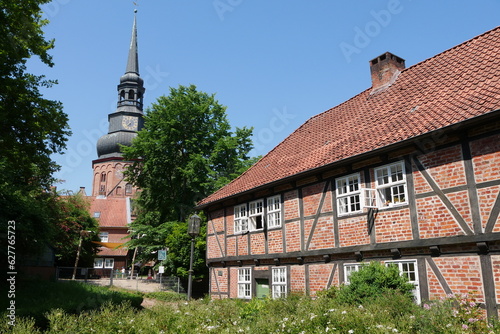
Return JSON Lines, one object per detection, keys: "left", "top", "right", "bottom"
{"left": 188, "top": 214, "right": 201, "bottom": 238}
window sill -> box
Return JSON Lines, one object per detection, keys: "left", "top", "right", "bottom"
{"left": 337, "top": 211, "right": 363, "bottom": 218}
{"left": 378, "top": 203, "right": 408, "bottom": 210}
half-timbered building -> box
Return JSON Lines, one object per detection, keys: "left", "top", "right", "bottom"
{"left": 197, "top": 26, "right": 500, "bottom": 317}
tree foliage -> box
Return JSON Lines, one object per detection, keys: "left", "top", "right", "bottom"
{"left": 0, "top": 0, "right": 71, "bottom": 262}
{"left": 123, "top": 85, "right": 256, "bottom": 278}
{"left": 51, "top": 193, "right": 100, "bottom": 267}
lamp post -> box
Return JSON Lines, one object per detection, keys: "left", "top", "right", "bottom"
{"left": 187, "top": 214, "right": 201, "bottom": 301}
{"left": 72, "top": 230, "right": 93, "bottom": 280}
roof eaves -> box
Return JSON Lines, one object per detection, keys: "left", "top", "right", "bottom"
{"left": 196, "top": 108, "right": 500, "bottom": 210}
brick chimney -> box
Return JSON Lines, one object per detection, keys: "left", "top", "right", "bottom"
{"left": 369, "top": 52, "right": 405, "bottom": 92}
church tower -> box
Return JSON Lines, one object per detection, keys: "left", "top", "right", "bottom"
{"left": 92, "top": 11, "right": 144, "bottom": 198}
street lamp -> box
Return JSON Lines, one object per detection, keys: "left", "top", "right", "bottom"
{"left": 72, "top": 230, "right": 93, "bottom": 280}
{"left": 187, "top": 214, "right": 201, "bottom": 300}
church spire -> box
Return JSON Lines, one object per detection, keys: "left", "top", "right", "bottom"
{"left": 125, "top": 10, "right": 139, "bottom": 75}
{"left": 95, "top": 10, "right": 145, "bottom": 161}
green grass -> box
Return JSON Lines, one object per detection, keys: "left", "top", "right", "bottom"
{"left": 3, "top": 280, "right": 500, "bottom": 333}
{"left": 1, "top": 280, "right": 143, "bottom": 330}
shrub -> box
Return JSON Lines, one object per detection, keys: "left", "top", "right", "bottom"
{"left": 144, "top": 291, "right": 186, "bottom": 302}
{"left": 336, "top": 261, "right": 415, "bottom": 305}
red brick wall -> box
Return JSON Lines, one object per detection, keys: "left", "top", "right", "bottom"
{"left": 338, "top": 216, "right": 370, "bottom": 247}
{"left": 427, "top": 257, "right": 485, "bottom": 303}
{"left": 492, "top": 255, "right": 500, "bottom": 306}
{"left": 471, "top": 134, "right": 500, "bottom": 183}
{"left": 210, "top": 267, "right": 228, "bottom": 297}
{"left": 268, "top": 229, "right": 284, "bottom": 254}
{"left": 306, "top": 216, "right": 335, "bottom": 250}
{"left": 229, "top": 267, "right": 239, "bottom": 299}
{"left": 284, "top": 190, "right": 299, "bottom": 220}
{"left": 375, "top": 208, "right": 413, "bottom": 243}
{"left": 237, "top": 234, "right": 249, "bottom": 256}
{"left": 417, "top": 146, "right": 466, "bottom": 189}
{"left": 226, "top": 236, "right": 236, "bottom": 257}
{"left": 206, "top": 131, "right": 500, "bottom": 303}
{"left": 207, "top": 209, "right": 225, "bottom": 235}
{"left": 308, "top": 263, "right": 337, "bottom": 295}
{"left": 302, "top": 182, "right": 325, "bottom": 217}
{"left": 290, "top": 266, "right": 306, "bottom": 293}
{"left": 417, "top": 196, "right": 467, "bottom": 239}
{"left": 250, "top": 233, "right": 266, "bottom": 255}
{"left": 285, "top": 221, "right": 301, "bottom": 252}
{"left": 207, "top": 235, "right": 224, "bottom": 259}
{"left": 226, "top": 206, "right": 235, "bottom": 235}
{"left": 478, "top": 185, "right": 500, "bottom": 232}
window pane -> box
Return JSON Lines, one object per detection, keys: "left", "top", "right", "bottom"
{"left": 392, "top": 185, "right": 406, "bottom": 203}
{"left": 391, "top": 164, "right": 404, "bottom": 182}
{"left": 376, "top": 168, "right": 389, "bottom": 185}
{"left": 337, "top": 179, "right": 347, "bottom": 195}
{"left": 348, "top": 176, "right": 359, "bottom": 192}
{"left": 338, "top": 197, "right": 347, "bottom": 214}
{"left": 350, "top": 194, "right": 361, "bottom": 211}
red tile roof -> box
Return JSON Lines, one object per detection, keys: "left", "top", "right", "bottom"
{"left": 97, "top": 246, "right": 129, "bottom": 257}
{"left": 88, "top": 197, "right": 130, "bottom": 227}
{"left": 198, "top": 26, "right": 500, "bottom": 208}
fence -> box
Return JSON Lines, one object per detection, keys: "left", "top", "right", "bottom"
{"left": 56, "top": 267, "right": 185, "bottom": 293}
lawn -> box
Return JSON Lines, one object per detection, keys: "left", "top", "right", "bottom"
{"left": 2, "top": 275, "right": 499, "bottom": 333}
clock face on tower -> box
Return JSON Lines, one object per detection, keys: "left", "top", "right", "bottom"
{"left": 122, "top": 115, "right": 138, "bottom": 131}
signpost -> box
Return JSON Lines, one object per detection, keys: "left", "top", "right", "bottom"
{"left": 158, "top": 250, "right": 166, "bottom": 284}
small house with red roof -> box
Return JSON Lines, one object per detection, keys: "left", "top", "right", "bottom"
{"left": 197, "top": 26, "right": 500, "bottom": 318}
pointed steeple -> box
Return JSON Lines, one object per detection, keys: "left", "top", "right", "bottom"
{"left": 125, "top": 10, "right": 139, "bottom": 75}
{"left": 95, "top": 10, "right": 145, "bottom": 161}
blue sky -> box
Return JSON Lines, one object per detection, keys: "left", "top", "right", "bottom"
{"left": 33, "top": 0, "right": 500, "bottom": 193}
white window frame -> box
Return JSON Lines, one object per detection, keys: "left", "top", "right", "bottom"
{"left": 99, "top": 231, "right": 109, "bottom": 242}
{"left": 104, "top": 258, "right": 114, "bottom": 269}
{"left": 248, "top": 199, "right": 264, "bottom": 231}
{"left": 238, "top": 268, "right": 252, "bottom": 299}
{"left": 385, "top": 260, "right": 420, "bottom": 304}
{"left": 343, "top": 263, "right": 362, "bottom": 284}
{"left": 234, "top": 204, "right": 248, "bottom": 234}
{"left": 94, "top": 258, "right": 104, "bottom": 268}
{"left": 374, "top": 161, "right": 408, "bottom": 208}
{"left": 267, "top": 195, "right": 282, "bottom": 229}
{"left": 336, "top": 173, "right": 362, "bottom": 215}
{"left": 272, "top": 267, "right": 287, "bottom": 298}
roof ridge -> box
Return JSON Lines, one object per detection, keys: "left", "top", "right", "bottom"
{"left": 400, "top": 25, "right": 500, "bottom": 74}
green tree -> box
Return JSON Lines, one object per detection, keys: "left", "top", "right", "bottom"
{"left": 51, "top": 193, "right": 100, "bottom": 267}
{"left": 123, "top": 84, "right": 256, "bottom": 278}
{"left": 0, "top": 0, "right": 71, "bottom": 262}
